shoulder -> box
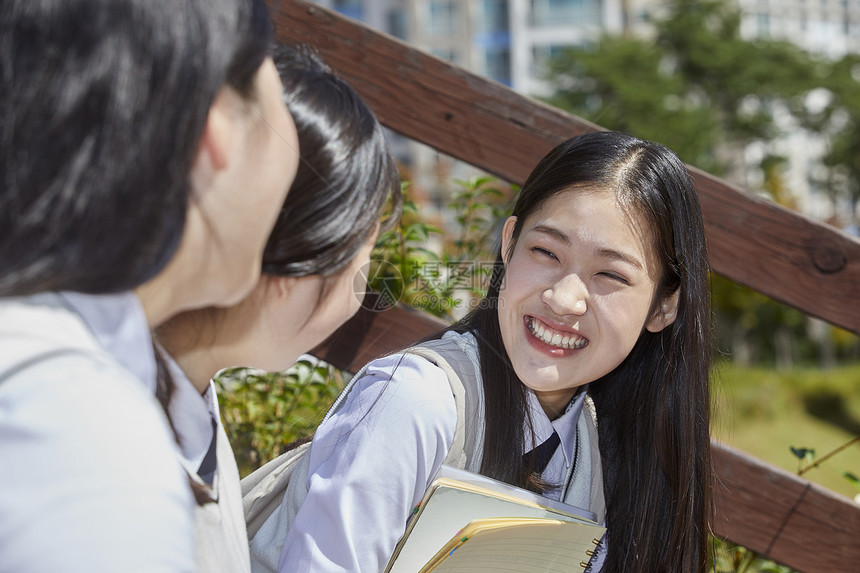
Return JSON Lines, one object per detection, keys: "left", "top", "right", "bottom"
{"left": 0, "top": 295, "right": 103, "bottom": 359}
{"left": 319, "top": 350, "right": 459, "bottom": 445}
{"left": 353, "top": 350, "right": 458, "bottom": 405}
{"left": 0, "top": 350, "right": 194, "bottom": 570}
{"left": 1, "top": 350, "right": 185, "bottom": 489}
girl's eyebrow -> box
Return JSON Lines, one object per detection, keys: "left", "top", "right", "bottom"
{"left": 595, "top": 247, "right": 644, "bottom": 271}
{"left": 530, "top": 224, "right": 571, "bottom": 245}
{"left": 530, "top": 224, "right": 644, "bottom": 270}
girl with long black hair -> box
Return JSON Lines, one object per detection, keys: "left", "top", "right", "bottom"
{"left": 273, "top": 131, "right": 713, "bottom": 573}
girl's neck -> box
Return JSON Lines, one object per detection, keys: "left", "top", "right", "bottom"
{"left": 157, "top": 311, "right": 231, "bottom": 394}
{"left": 170, "top": 344, "right": 222, "bottom": 394}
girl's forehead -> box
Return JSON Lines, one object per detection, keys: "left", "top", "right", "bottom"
{"left": 529, "top": 187, "right": 645, "bottom": 229}
{"left": 524, "top": 188, "right": 662, "bottom": 269}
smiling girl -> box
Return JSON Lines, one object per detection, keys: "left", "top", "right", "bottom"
{"left": 270, "top": 131, "right": 713, "bottom": 573}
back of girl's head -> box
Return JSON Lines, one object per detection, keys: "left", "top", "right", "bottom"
{"left": 0, "top": 0, "right": 272, "bottom": 296}
{"left": 263, "top": 44, "right": 401, "bottom": 278}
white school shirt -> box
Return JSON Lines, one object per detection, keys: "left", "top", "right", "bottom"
{"left": 0, "top": 292, "right": 195, "bottom": 572}
{"left": 163, "top": 353, "right": 254, "bottom": 573}
{"left": 277, "top": 331, "right": 583, "bottom": 573}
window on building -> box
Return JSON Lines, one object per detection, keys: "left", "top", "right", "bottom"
{"left": 387, "top": 7, "right": 408, "bottom": 39}
{"left": 530, "top": 0, "right": 600, "bottom": 27}
{"left": 757, "top": 12, "right": 770, "bottom": 36}
{"left": 485, "top": 47, "right": 511, "bottom": 85}
{"left": 333, "top": 0, "right": 363, "bottom": 21}
{"left": 479, "top": 0, "right": 510, "bottom": 33}
{"left": 427, "top": 0, "right": 459, "bottom": 35}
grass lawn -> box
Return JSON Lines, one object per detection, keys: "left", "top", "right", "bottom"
{"left": 710, "top": 360, "right": 860, "bottom": 500}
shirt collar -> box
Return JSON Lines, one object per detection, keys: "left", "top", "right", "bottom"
{"left": 59, "top": 291, "right": 157, "bottom": 392}
{"left": 160, "top": 350, "right": 217, "bottom": 470}
{"left": 523, "top": 388, "right": 588, "bottom": 468}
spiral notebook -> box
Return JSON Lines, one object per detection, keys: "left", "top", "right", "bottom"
{"left": 384, "top": 465, "right": 605, "bottom": 573}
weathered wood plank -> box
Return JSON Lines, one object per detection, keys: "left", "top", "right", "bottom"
{"left": 313, "top": 305, "right": 860, "bottom": 572}
{"left": 712, "top": 441, "right": 860, "bottom": 573}
{"left": 312, "top": 295, "right": 447, "bottom": 374}
{"left": 269, "top": 0, "right": 860, "bottom": 335}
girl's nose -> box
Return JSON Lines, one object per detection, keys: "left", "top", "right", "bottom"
{"left": 541, "top": 273, "right": 588, "bottom": 316}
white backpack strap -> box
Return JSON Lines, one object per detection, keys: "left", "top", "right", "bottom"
{"left": 583, "top": 396, "right": 605, "bottom": 524}
{"left": 242, "top": 440, "right": 313, "bottom": 540}
{"left": 404, "top": 336, "right": 484, "bottom": 472}
{"left": 243, "top": 358, "right": 384, "bottom": 563}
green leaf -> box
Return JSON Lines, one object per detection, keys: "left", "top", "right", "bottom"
{"left": 790, "top": 446, "right": 815, "bottom": 460}
{"left": 844, "top": 471, "right": 860, "bottom": 491}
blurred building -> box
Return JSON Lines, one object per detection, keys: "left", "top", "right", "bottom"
{"left": 734, "top": 0, "right": 860, "bottom": 225}
{"left": 737, "top": 0, "right": 860, "bottom": 58}
{"left": 313, "top": 0, "right": 860, "bottom": 226}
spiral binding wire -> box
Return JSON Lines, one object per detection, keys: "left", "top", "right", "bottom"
{"left": 580, "top": 535, "right": 604, "bottom": 571}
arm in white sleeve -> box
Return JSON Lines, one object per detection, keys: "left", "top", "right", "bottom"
{"left": 278, "top": 353, "right": 458, "bottom": 573}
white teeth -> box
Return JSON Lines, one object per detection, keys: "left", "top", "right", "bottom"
{"left": 528, "top": 317, "right": 588, "bottom": 350}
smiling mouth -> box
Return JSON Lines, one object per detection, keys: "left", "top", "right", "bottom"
{"left": 527, "top": 316, "right": 589, "bottom": 350}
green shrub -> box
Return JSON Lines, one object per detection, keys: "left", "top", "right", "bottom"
{"left": 214, "top": 360, "right": 345, "bottom": 477}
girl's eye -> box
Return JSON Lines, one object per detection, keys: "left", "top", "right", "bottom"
{"left": 599, "top": 271, "right": 629, "bottom": 285}
{"left": 532, "top": 247, "right": 558, "bottom": 261}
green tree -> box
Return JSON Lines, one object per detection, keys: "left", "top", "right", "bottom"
{"left": 546, "top": 34, "right": 719, "bottom": 172}
{"left": 544, "top": 0, "right": 819, "bottom": 181}
{"left": 818, "top": 53, "right": 860, "bottom": 219}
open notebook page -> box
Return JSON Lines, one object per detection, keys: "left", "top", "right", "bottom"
{"left": 385, "top": 466, "right": 602, "bottom": 573}
{"left": 421, "top": 517, "right": 601, "bottom": 573}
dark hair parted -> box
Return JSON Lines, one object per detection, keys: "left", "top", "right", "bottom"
{"left": 0, "top": 0, "right": 272, "bottom": 296}
{"left": 263, "top": 45, "right": 402, "bottom": 278}
{"left": 451, "top": 131, "right": 713, "bottom": 572}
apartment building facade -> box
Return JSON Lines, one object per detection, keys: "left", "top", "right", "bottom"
{"left": 314, "top": 0, "right": 860, "bottom": 225}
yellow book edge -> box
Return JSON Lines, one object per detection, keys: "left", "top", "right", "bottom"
{"left": 418, "top": 517, "right": 570, "bottom": 573}
{"left": 384, "top": 475, "right": 599, "bottom": 572}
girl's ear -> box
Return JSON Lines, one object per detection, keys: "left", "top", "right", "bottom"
{"left": 500, "top": 216, "right": 518, "bottom": 262}
{"left": 646, "top": 288, "right": 680, "bottom": 333}
{"left": 262, "top": 274, "right": 298, "bottom": 301}
{"left": 190, "top": 89, "right": 239, "bottom": 191}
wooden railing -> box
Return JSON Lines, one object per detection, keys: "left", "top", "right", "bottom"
{"left": 270, "top": 2, "right": 860, "bottom": 571}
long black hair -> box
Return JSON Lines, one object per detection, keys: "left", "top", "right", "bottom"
{"left": 263, "top": 44, "right": 401, "bottom": 278}
{"left": 450, "top": 131, "right": 713, "bottom": 572}
{"left": 0, "top": 0, "right": 272, "bottom": 296}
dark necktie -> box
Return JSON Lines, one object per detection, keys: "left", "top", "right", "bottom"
{"left": 197, "top": 417, "right": 218, "bottom": 485}
{"left": 523, "top": 430, "right": 560, "bottom": 474}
